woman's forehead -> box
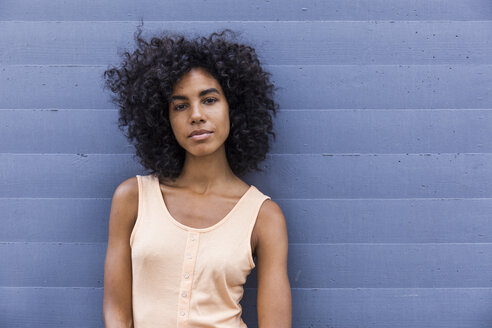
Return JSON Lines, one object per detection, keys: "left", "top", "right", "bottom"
{"left": 171, "top": 68, "right": 223, "bottom": 95}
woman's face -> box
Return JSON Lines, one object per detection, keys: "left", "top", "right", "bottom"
{"left": 168, "top": 67, "right": 230, "bottom": 157}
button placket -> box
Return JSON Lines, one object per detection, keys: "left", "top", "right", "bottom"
{"left": 177, "top": 231, "right": 200, "bottom": 326}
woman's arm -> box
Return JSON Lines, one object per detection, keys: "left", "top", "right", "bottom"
{"left": 103, "top": 177, "right": 138, "bottom": 328}
{"left": 255, "top": 199, "right": 292, "bottom": 327}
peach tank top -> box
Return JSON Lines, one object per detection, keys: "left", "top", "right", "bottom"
{"left": 130, "top": 174, "right": 271, "bottom": 327}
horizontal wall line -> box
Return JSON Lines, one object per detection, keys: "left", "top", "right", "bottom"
{"left": 3, "top": 20, "right": 492, "bottom": 23}
{"left": 2, "top": 108, "right": 492, "bottom": 112}
{"left": 4, "top": 241, "right": 492, "bottom": 246}
{"left": 3, "top": 64, "right": 492, "bottom": 68}
{"left": 2, "top": 286, "right": 492, "bottom": 290}
{"left": 3, "top": 197, "right": 492, "bottom": 201}
{"left": 2, "top": 152, "right": 492, "bottom": 156}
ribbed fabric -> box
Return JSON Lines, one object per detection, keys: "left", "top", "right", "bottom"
{"left": 130, "top": 174, "right": 271, "bottom": 327}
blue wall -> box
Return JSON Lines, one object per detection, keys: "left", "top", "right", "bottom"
{"left": 1, "top": 1, "right": 492, "bottom": 327}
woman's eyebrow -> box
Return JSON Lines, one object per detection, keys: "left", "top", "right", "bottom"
{"left": 170, "top": 88, "right": 220, "bottom": 102}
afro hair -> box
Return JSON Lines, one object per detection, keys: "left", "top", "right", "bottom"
{"left": 103, "top": 26, "right": 278, "bottom": 182}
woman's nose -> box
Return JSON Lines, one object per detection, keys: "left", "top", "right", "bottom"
{"left": 190, "top": 102, "right": 206, "bottom": 121}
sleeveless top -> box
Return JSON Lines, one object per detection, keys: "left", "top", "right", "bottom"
{"left": 130, "top": 174, "right": 271, "bottom": 327}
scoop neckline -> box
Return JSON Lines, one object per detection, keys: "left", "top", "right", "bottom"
{"left": 153, "top": 176, "right": 255, "bottom": 232}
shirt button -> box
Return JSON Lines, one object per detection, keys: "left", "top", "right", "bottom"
{"left": 187, "top": 254, "right": 193, "bottom": 259}
{"left": 190, "top": 236, "right": 196, "bottom": 241}
{"left": 184, "top": 273, "right": 190, "bottom": 279}
{"left": 180, "top": 310, "right": 185, "bottom": 316}
{"left": 182, "top": 291, "right": 187, "bottom": 297}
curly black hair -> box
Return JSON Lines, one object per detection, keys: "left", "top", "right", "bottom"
{"left": 103, "top": 26, "right": 278, "bottom": 182}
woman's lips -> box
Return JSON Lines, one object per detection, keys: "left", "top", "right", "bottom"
{"left": 189, "top": 132, "right": 213, "bottom": 141}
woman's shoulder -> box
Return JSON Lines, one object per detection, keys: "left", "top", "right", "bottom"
{"left": 110, "top": 176, "right": 139, "bottom": 230}
{"left": 258, "top": 198, "right": 284, "bottom": 221}
{"left": 255, "top": 191, "right": 286, "bottom": 237}
{"left": 252, "top": 194, "right": 288, "bottom": 263}
{"left": 114, "top": 176, "right": 139, "bottom": 200}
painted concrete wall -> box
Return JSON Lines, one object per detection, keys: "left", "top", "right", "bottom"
{"left": 1, "top": 1, "right": 492, "bottom": 327}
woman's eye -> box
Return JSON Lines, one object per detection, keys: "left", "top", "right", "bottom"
{"left": 204, "top": 98, "right": 217, "bottom": 104}
{"left": 173, "top": 98, "right": 216, "bottom": 110}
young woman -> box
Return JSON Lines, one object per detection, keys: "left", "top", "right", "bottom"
{"left": 102, "top": 28, "right": 291, "bottom": 327}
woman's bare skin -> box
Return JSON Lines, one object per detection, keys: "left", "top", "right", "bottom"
{"left": 103, "top": 67, "right": 291, "bottom": 327}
